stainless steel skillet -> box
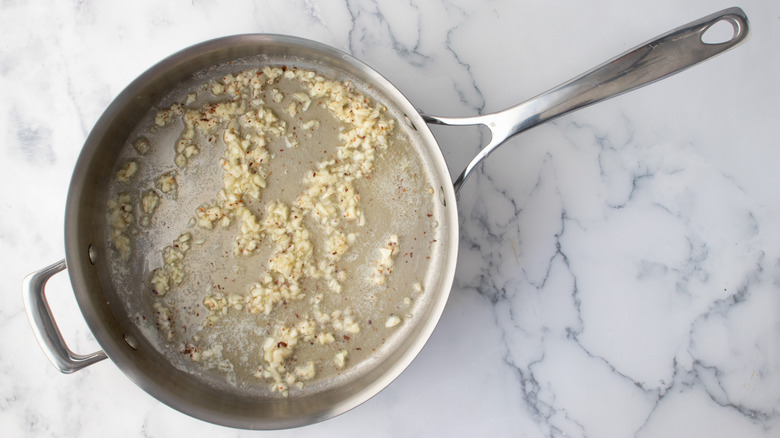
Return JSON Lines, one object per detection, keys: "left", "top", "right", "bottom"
{"left": 23, "top": 7, "right": 748, "bottom": 430}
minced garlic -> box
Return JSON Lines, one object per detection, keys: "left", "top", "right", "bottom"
{"left": 295, "top": 362, "right": 316, "bottom": 380}
{"left": 150, "top": 232, "right": 192, "bottom": 296}
{"left": 317, "top": 332, "right": 335, "bottom": 345}
{"left": 256, "top": 324, "right": 309, "bottom": 396}
{"left": 139, "top": 190, "right": 159, "bottom": 227}
{"left": 155, "top": 103, "right": 182, "bottom": 127}
{"left": 141, "top": 190, "right": 159, "bottom": 214}
{"left": 271, "top": 88, "right": 284, "bottom": 103}
{"left": 116, "top": 161, "right": 138, "bottom": 183}
{"left": 302, "top": 119, "right": 320, "bottom": 131}
{"left": 154, "top": 301, "right": 175, "bottom": 341}
{"left": 195, "top": 202, "right": 231, "bottom": 230}
{"left": 132, "top": 65, "right": 422, "bottom": 396}
{"left": 370, "top": 234, "right": 400, "bottom": 285}
{"left": 156, "top": 171, "right": 178, "bottom": 198}
{"left": 385, "top": 315, "right": 401, "bottom": 328}
{"left": 334, "top": 350, "right": 348, "bottom": 369}
{"left": 108, "top": 193, "right": 134, "bottom": 258}
{"left": 331, "top": 309, "right": 360, "bottom": 334}
{"left": 133, "top": 137, "right": 150, "bottom": 155}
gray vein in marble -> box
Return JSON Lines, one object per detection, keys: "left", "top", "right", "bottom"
{"left": 560, "top": 236, "right": 667, "bottom": 427}
{"left": 442, "top": 26, "right": 485, "bottom": 114}
{"left": 379, "top": 1, "right": 427, "bottom": 67}
{"left": 447, "top": 114, "right": 771, "bottom": 435}
{"left": 303, "top": 0, "right": 326, "bottom": 26}
{"left": 570, "top": 328, "right": 660, "bottom": 395}
{"left": 456, "top": 180, "right": 521, "bottom": 303}
{"left": 455, "top": 148, "right": 648, "bottom": 436}
{"left": 58, "top": 52, "right": 92, "bottom": 139}
{"left": 637, "top": 260, "right": 777, "bottom": 432}
{"left": 693, "top": 360, "right": 772, "bottom": 425}
{"left": 673, "top": 236, "right": 710, "bottom": 295}
{"left": 455, "top": 151, "right": 563, "bottom": 307}
{"left": 12, "top": 112, "right": 55, "bottom": 165}
{"left": 342, "top": 0, "right": 491, "bottom": 119}
{"left": 345, "top": 0, "right": 428, "bottom": 68}
{"left": 505, "top": 347, "right": 588, "bottom": 438}
{"left": 633, "top": 357, "right": 681, "bottom": 437}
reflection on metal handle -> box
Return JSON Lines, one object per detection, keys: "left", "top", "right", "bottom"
{"left": 423, "top": 7, "right": 750, "bottom": 192}
{"left": 23, "top": 260, "right": 107, "bottom": 373}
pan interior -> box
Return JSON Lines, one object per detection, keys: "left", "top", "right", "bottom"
{"left": 66, "top": 35, "right": 457, "bottom": 428}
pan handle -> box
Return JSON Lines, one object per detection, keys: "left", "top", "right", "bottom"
{"left": 422, "top": 7, "right": 749, "bottom": 193}
{"left": 23, "top": 259, "right": 108, "bottom": 373}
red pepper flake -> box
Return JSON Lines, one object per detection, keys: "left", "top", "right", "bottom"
{"left": 343, "top": 335, "right": 350, "bottom": 341}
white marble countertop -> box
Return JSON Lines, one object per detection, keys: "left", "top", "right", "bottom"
{"left": 3, "top": 1, "right": 779, "bottom": 436}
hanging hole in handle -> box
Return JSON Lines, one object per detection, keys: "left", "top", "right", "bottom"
{"left": 701, "top": 18, "right": 738, "bottom": 45}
